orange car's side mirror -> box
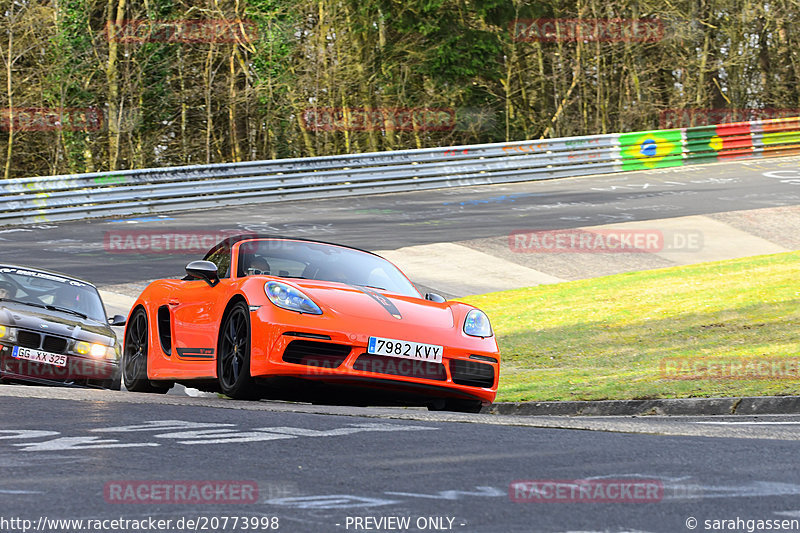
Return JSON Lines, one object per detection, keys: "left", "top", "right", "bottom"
{"left": 185, "top": 260, "right": 220, "bottom": 287}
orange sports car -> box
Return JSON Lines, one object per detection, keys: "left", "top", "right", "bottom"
{"left": 122, "top": 235, "right": 499, "bottom": 412}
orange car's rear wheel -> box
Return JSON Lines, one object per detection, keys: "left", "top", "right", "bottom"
{"left": 123, "top": 308, "right": 171, "bottom": 394}
{"left": 217, "top": 301, "right": 259, "bottom": 400}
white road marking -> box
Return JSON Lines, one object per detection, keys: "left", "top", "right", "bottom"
{"left": 6, "top": 420, "right": 438, "bottom": 450}
{"left": 265, "top": 495, "right": 401, "bottom": 509}
{"left": 268, "top": 479, "right": 800, "bottom": 513}
{"left": 90, "top": 419, "right": 235, "bottom": 432}
{"left": 154, "top": 429, "right": 297, "bottom": 445}
{"left": 261, "top": 423, "right": 437, "bottom": 437}
{"left": 12, "top": 437, "right": 160, "bottom": 451}
{"left": 384, "top": 486, "right": 506, "bottom": 500}
{"left": 0, "top": 430, "right": 60, "bottom": 440}
{"left": 691, "top": 481, "right": 800, "bottom": 499}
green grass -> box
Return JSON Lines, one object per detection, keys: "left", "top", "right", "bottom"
{"left": 461, "top": 251, "right": 800, "bottom": 402}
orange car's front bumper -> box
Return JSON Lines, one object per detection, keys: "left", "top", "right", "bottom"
{"left": 248, "top": 310, "right": 499, "bottom": 405}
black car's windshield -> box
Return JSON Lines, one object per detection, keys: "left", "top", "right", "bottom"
{"left": 237, "top": 240, "right": 421, "bottom": 298}
{"left": 0, "top": 266, "right": 106, "bottom": 322}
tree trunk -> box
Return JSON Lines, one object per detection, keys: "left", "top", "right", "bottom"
{"left": 4, "top": 1, "right": 14, "bottom": 181}
{"left": 106, "top": 0, "right": 127, "bottom": 170}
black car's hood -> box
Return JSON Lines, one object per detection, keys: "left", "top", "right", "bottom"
{"left": 0, "top": 301, "right": 115, "bottom": 344}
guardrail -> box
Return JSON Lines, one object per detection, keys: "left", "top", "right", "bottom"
{"left": 2, "top": 116, "right": 799, "bottom": 226}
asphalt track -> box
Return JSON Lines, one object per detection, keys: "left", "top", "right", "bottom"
{"left": 3, "top": 387, "right": 800, "bottom": 533}
{"left": 1, "top": 155, "right": 799, "bottom": 289}
{"left": 2, "top": 156, "right": 800, "bottom": 533}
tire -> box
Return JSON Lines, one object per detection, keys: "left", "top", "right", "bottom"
{"left": 123, "top": 308, "right": 171, "bottom": 393}
{"left": 428, "top": 398, "right": 484, "bottom": 413}
{"left": 217, "top": 301, "right": 259, "bottom": 400}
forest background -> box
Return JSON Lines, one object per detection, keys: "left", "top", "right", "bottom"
{"left": 1, "top": 0, "right": 798, "bottom": 179}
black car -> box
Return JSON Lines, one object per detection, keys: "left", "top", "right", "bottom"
{"left": 0, "top": 265, "right": 126, "bottom": 389}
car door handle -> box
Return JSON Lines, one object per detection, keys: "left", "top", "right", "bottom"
{"left": 168, "top": 300, "right": 179, "bottom": 306}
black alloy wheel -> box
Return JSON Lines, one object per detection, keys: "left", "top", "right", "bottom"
{"left": 123, "top": 308, "right": 171, "bottom": 393}
{"left": 217, "top": 301, "right": 259, "bottom": 400}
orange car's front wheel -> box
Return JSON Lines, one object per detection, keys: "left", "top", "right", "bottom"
{"left": 217, "top": 301, "right": 259, "bottom": 400}
{"left": 123, "top": 307, "right": 171, "bottom": 394}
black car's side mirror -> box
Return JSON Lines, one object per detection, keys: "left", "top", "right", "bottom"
{"left": 425, "top": 292, "right": 447, "bottom": 303}
{"left": 108, "top": 315, "right": 127, "bottom": 326}
{"left": 185, "top": 260, "right": 220, "bottom": 287}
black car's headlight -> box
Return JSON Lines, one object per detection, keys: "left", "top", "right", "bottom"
{"left": 0, "top": 326, "right": 117, "bottom": 360}
{"left": 464, "top": 309, "right": 493, "bottom": 338}
{"left": 0, "top": 325, "right": 16, "bottom": 342}
{"left": 265, "top": 281, "right": 322, "bottom": 315}
{"left": 73, "top": 341, "right": 117, "bottom": 360}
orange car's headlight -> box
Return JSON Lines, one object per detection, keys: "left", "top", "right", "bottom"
{"left": 464, "top": 310, "right": 493, "bottom": 338}
{"left": 265, "top": 281, "right": 322, "bottom": 315}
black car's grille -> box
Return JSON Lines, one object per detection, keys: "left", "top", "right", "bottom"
{"left": 449, "top": 359, "right": 495, "bottom": 388}
{"left": 14, "top": 331, "right": 69, "bottom": 354}
{"left": 354, "top": 353, "right": 447, "bottom": 381}
{"left": 42, "top": 336, "right": 68, "bottom": 354}
{"left": 16, "top": 330, "right": 42, "bottom": 349}
{"left": 282, "top": 340, "right": 351, "bottom": 369}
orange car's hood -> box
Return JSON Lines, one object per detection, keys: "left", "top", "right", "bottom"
{"left": 295, "top": 282, "right": 455, "bottom": 329}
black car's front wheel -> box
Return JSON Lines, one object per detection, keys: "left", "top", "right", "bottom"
{"left": 123, "top": 308, "right": 171, "bottom": 393}
{"left": 217, "top": 301, "right": 259, "bottom": 400}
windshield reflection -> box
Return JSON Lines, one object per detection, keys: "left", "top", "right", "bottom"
{"left": 236, "top": 240, "right": 421, "bottom": 298}
{"left": 0, "top": 267, "right": 106, "bottom": 322}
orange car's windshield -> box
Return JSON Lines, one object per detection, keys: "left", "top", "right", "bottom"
{"left": 237, "top": 240, "right": 421, "bottom": 298}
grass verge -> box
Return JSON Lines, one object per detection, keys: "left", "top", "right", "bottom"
{"left": 461, "top": 251, "right": 800, "bottom": 402}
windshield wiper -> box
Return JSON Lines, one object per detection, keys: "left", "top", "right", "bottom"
{"left": 45, "top": 305, "right": 88, "bottom": 319}
{"left": 358, "top": 285, "right": 387, "bottom": 291}
{"left": 0, "top": 298, "right": 49, "bottom": 310}
{"left": 0, "top": 299, "right": 89, "bottom": 319}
